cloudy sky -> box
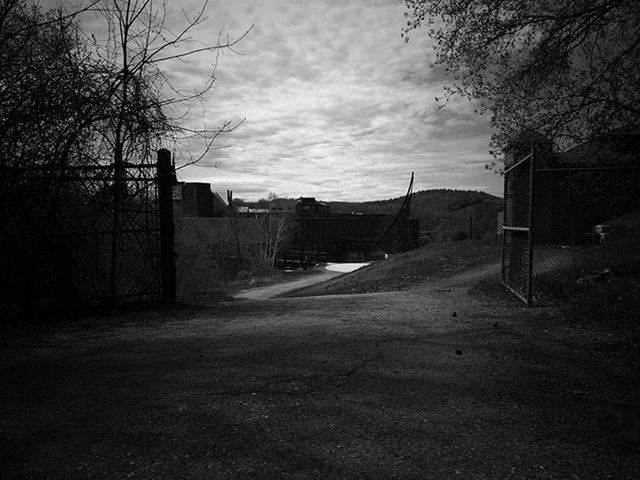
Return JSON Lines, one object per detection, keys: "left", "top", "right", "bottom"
{"left": 85, "top": 0, "right": 503, "bottom": 202}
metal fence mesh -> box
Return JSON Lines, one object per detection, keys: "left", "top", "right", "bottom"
{"left": 502, "top": 152, "right": 533, "bottom": 303}
{"left": 0, "top": 163, "right": 162, "bottom": 315}
{"left": 532, "top": 167, "right": 640, "bottom": 305}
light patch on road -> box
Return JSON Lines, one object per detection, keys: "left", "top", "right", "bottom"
{"left": 325, "top": 263, "right": 370, "bottom": 273}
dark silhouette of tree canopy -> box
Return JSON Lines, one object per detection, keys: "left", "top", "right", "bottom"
{"left": 0, "top": 0, "right": 251, "bottom": 171}
{"left": 402, "top": 0, "right": 640, "bottom": 162}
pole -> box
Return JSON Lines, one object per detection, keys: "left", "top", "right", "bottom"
{"left": 526, "top": 144, "right": 535, "bottom": 306}
{"left": 157, "top": 149, "right": 176, "bottom": 304}
{"left": 501, "top": 172, "right": 507, "bottom": 284}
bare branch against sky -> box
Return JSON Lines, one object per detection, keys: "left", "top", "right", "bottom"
{"left": 69, "top": 0, "right": 502, "bottom": 201}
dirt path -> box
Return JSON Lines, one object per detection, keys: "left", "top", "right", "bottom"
{"left": 233, "top": 263, "right": 369, "bottom": 300}
{"left": 2, "top": 267, "right": 639, "bottom": 479}
{"left": 234, "top": 268, "right": 344, "bottom": 300}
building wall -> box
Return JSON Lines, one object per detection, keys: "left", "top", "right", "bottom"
{"left": 173, "top": 183, "right": 228, "bottom": 218}
{"left": 181, "top": 183, "right": 214, "bottom": 217}
{"left": 269, "top": 198, "right": 297, "bottom": 214}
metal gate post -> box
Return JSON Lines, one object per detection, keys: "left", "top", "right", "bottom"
{"left": 526, "top": 144, "right": 535, "bottom": 306}
{"left": 157, "top": 149, "right": 177, "bottom": 304}
{"left": 501, "top": 142, "right": 535, "bottom": 306}
{"left": 501, "top": 163, "right": 508, "bottom": 282}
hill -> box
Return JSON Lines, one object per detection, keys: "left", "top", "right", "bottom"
{"left": 284, "top": 240, "right": 501, "bottom": 297}
{"left": 329, "top": 189, "right": 502, "bottom": 242}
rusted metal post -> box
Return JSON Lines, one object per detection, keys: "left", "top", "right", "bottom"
{"left": 157, "top": 149, "right": 176, "bottom": 304}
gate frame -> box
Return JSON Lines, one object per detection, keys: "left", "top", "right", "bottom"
{"left": 501, "top": 145, "right": 535, "bottom": 306}
{"left": 0, "top": 150, "right": 177, "bottom": 315}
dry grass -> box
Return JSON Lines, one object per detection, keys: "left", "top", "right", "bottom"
{"left": 286, "top": 240, "right": 500, "bottom": 297}
{"left": 469, "top": 246, "right": 640, "bottom": 358}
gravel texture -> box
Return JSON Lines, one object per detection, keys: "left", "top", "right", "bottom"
{"left": 2, "top": 267, "right": 639, "bottom": 479}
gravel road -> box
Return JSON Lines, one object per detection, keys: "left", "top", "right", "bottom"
{"left": 2, "top": 266, "right": 639, "bottom": 479}
{"left": 234, "top": 263, "right": 370, "bottom": 300}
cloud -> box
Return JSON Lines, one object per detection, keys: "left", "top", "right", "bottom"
{"left": 78, "top": 0, "right": 503, "bottom": 200}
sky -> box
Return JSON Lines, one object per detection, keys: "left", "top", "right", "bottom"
{"left": 78, "top": 0, "right": 504, "bottom": 202}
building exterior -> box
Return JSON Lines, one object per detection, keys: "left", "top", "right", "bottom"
{"left": 505, "top": 128, "right": 640, "bottom": 245}
{"left": 269, "top": 198, "right": 297, "bottom": 214}
{"left": 236, "top": 206, "right": 270, "bottom": 216}
{"left": 174, "top": 182, "right": 227, "bottom": 217}
{"left": 296, "top": 197, "right": 331, "bottom": 216}
{"left": 290, "top": 198, "right": 419, "bottom": 260}
{"left": 174, "top": 189, "right": 420, "bottom": 263}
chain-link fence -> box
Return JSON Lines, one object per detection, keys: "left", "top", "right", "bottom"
{"left": 502, "top": 148, "right": 534, "bottom": 305}
{"left": 502, "top": 139, "right": 640, "bottom": 311}
{"left": 532, "top": 166, "right": 640, "bottom": 307}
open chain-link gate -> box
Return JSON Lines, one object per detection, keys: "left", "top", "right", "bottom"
{"left": 501, "top": 146, "right": 535, "bottom": 305}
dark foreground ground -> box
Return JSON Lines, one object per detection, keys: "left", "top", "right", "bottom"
{"left": 2, "top": 267, "right": 639, "bottom": 479}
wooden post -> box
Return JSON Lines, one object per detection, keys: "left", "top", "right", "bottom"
{"left": 468, "top": 215, "right": 473, "bottom": 240}
{"left": 157, "top": 149, "right": 176, "bottom": 304}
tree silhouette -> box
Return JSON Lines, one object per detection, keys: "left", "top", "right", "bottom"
{"left": 403, "top": 0, "right": 640, "bottom": 162}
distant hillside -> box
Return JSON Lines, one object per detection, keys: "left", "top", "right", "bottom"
{"left": 329, "top": 189, "right": 502, "bottom": 242}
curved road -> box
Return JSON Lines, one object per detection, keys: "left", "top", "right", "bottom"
{"left": 233, "top": 263, "right": 369, "bottom": 300}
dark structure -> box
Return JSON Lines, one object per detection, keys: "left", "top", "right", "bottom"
{"left": 501, "top": 127, "right": 640, "bottom": 306}
{"left": 288, "top": 175, "right": 419, "bottom": 261}
{"left": 530, "top": 130, "right": 640, "bottom": 245}
{"left": 0, "top": 150, "right": 176, "bottom": 318}
{"left": 296, "top": 197, "right": 331, "bottom": 216}
{"left": 177, "top": 183, "right": 226, "bottom": 217}
{"left": 293, "top": 208, "right": 391, "bottom": 260}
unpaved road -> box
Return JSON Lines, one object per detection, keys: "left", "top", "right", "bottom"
{"left": 2, "top": 267, "right": 639, "bottom": 479}
{"left": 233, "top": 263, "right": 368, "bottom": 300}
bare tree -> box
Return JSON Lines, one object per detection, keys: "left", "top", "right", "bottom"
{"left": 257, "top": 211, "right": 298, "bottom": 271}
{"left": 0, "top": 0, "right": 251, "bottom": 310}
{"left": 81, "top": 0, "right": 252, "bottom": 169}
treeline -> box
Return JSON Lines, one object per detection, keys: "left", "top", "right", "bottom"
{"left": 330, "top": 189, "right": 502, "bottom": 242}
{"left": 233, "top": 189, "right": 502, "bottom": 242}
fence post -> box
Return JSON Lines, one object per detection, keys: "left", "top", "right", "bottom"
{"left": 157, "top": 149, "right": 176, "bottom": 304}
{"left": 526, "top": 144, "right": 535, "bottom": 306}
{"left": 501, "top": 169, "right": 507, "bottom": 282}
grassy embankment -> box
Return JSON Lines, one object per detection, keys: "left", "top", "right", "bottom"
{"left": 287, "top": 233, "right": 639, "bottom": 356}
{"left": 471, "top": 214, "right": 640, "bottom": 355}
{"left": 286, "top": 240, "right": 501, "bottom": 297}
